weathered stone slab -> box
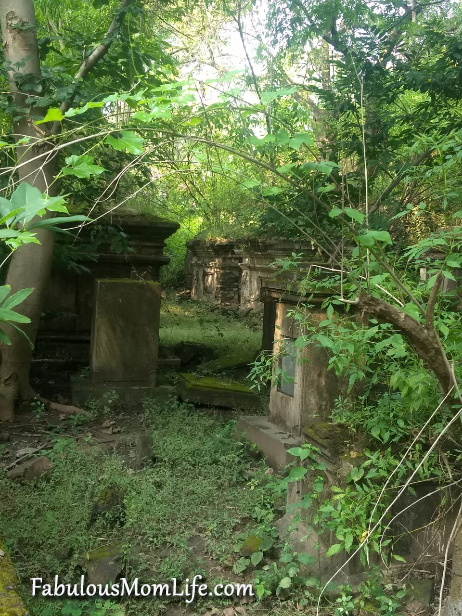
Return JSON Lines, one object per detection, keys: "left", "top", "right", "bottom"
{"left": 80, "top": 542, "right": 123, "bottom": 586}
{"left": 177, "top": 374, "right": 257, "bottom": 409}
{"left": 235, "top": 415, "right": 303, "bottom": 472}
{"left": 7, "top": 456, "right": 53, "bottom": 481}
{"left": 91, "top": 279, "right": 161, "bottom": 384}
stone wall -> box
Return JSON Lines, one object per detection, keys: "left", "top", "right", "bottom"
{"left": 185, "top": 238, "right": 317, "bottom": 311}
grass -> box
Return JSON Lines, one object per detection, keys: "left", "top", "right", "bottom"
{"left": 159, "top": 299, "right": 262, "bottom": 361}
{"left": 0, "top": 399, "right": 275, "bottom": 616}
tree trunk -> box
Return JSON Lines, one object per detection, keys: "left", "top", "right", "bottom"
{"left": 0, "top": 0, "right": 131, "bottom": 421}
{"left": 0, "top": 0, "right": 57, "bottom": 420}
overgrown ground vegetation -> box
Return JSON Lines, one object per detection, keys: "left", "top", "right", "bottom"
{"left": 0, "top": 399, "right": 274, "bottom": 616}
{"left": 159, "top": 298, "right": 262, "bottom": 364}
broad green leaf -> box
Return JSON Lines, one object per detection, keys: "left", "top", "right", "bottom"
{"left": 251, "top": 551, "right": 263, "bottom": 566}
{"left": 262, "top": 187, "right": 284, "bottom": 196}
{"left": 278, "top": 576, "right": 292, "bottom": 589}
{"left": 106, "top": 131, "right": 144, "bottom": 155}
{"left": 133, "top": 107, "right": 172, "bottom": 122}
{"left": 286, "top": 467, "right": 307, "bottom": 482}
{"left": 35, "top": 108, "right": 64, "bottom": 124}
{"left": 329, "top": 207, "right": 342, "bottom": 218}
{"left": 344, "top": 207, "right": 365, "bottom": 223}
{"left": 349, "top": 466, "right": 364, "bottom": 482}
{"left": 2, "top": 287, "right": 33, "bottom": 310}
{"left": 256, "top": 584, "right": 265, "bottom": 600}
{"left": 326, "top": 543, "right": 343, "bottom": 557}
{"left": 288, "top": 133, "right": 315, "bottom": 150}
{"left": 10, "top": 182, "right": 42, "bottom": 210}
{"left": 344, "top": 533, "right": 354, "bottom": 551}
{"left": 261, "top": 87, "right": 297, "bottom": 104}
{"left": 242, "top": 179, "right": 260, "bottom": 189}
{"left": 297, "top": 553, "right": 315, "bottom": 565}
{"left": 355, "top": 230, "right": 392, "bottom": 247}
{"left": 62, "top": 155, "right": 105, "bottom": 179}
{"left": 301, "top": 161, "right": 339, "bottom": 175}
{"left": 0, "top": 197, "right": 14, "bottom": 219}
{"left": 287, "top": 446, "right": 311, "bottom": 461}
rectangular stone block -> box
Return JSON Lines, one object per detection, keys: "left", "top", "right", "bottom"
{"left": 91, "top": 279, "right": 160, "bottom": 384}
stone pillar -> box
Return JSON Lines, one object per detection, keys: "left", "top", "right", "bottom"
{"left": 90, "top": 279, "right": 160, "bottom": 385}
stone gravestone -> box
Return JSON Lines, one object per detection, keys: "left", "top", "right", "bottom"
{"left": 71, "top": 279, "right": 174, "bottom": 406}
{"left": 91, "top": 279, "right": 160, "bottom": 385}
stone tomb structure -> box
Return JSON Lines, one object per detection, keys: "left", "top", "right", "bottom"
{"left": 34, "top": 211, "right": 179, "bottom": 369}
{"left": 71, "top": 279, "right": 175, "bottom": 405}
{"left": 237, "top": 279, "right": 457, "bottom": 584}
{"left": 185, "top": 238, "right": 317, "bottom": 312}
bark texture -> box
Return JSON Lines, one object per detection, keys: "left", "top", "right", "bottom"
{"left": 0, "top": 0, "right": 57, "bottom": 419}
{"left": 0, "top": 0, "right": 131, "bottom": 421}
{"left": 358, "top": 293, "right": 453, "bottom": 393}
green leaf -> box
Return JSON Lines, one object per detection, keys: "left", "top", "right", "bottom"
{"left": 62, "top": 155, "right": 105, "bottom": 179}
{"left": 256, "top": 583, "right": 266, "bottom": 600}
{"left": 35, "top": 108, "right": 64, "bottom": 124}
{"left": 2, "top": 287, "right": 33, "bottom": 310}
{"left": 106, "top": 131, "right": 144, "bottom": 155}
{"left": 297, "top": 553, "right": 315, "bottom": 565}
{"left": 355, "top": 230, "right": 392, "bottom": 247}
{"left": 288, "top": 133, "right": 315, "bottom": 150}
{"left": 28, "top": 215, "right": 90, "bottom": 230}
{"left": 0, "top": 286, "right": 11, "bottom": 304}
{"left": 344, "top": 208, "right": 365, "bottom": 223}
{"left": 326, "top": 543, "right": 343, "bottom": 557}
{"left": 278, "top": 576, "right": 292, "bottom": 589}
{"left": 0, "top": 307, "right": 31, "bottom": 324}
{"left": 286, "top": 467, "right": 307, "bottom": 482}
{"left": 251, "top": 551, "right": 263, "bottom": 566}
{"left": 329, "top": 207, "right": 342, "bottom": 218}
{"left": 392, "top": 554, "right": 406, "bottom": 563}
{"left": 262, "top": 187, "right": 284, "bottom": 196}
{"left": 344, "top": 533, "right": 354, "bottom": 551}
{"left": 242, "top": 179, "right": 260, "bottom": 189}
{"left": 287, "top": 446, "right": 311, "bottom": 461}
{"left": 260, "top": 87, "right": 297, "bottom": 104}
{"left": 0, "top": 329, "right": 11, "bottom": 345}
{"left": 349, "top": 467, "right": 364, "bottom": 482}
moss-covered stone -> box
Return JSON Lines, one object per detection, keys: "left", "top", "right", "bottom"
{"left": 239, "top": 534, "right": 263, "bottom": 556}
{"left": 177, "top": 373, "right": 257, "bottom": 409}
{"left": 0, "top": 540, "right": 27, "bottom": 616}
{"left": 202, "top": 349, "right": 259, "bottom": 374}
{"left": 302, "top": 421, "right": 350, "bottom": 457}
{"left": 80, "top": 542, "right": 123, "bottom": 586}
{"left": 89, "top": 486, "right": 125, "bottom": 528}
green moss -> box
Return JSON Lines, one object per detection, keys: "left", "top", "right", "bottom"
{"left": 179, "top": 373, "right": 255, "bottom": 394}
{"left": 203, "top": 349, "right": 258, "bottom": 374}
{"left": 0, "top": 540, "right": 27, "bottom": 616}
{"left": 303, "top": 422, "right": 350, "bottom": 455}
